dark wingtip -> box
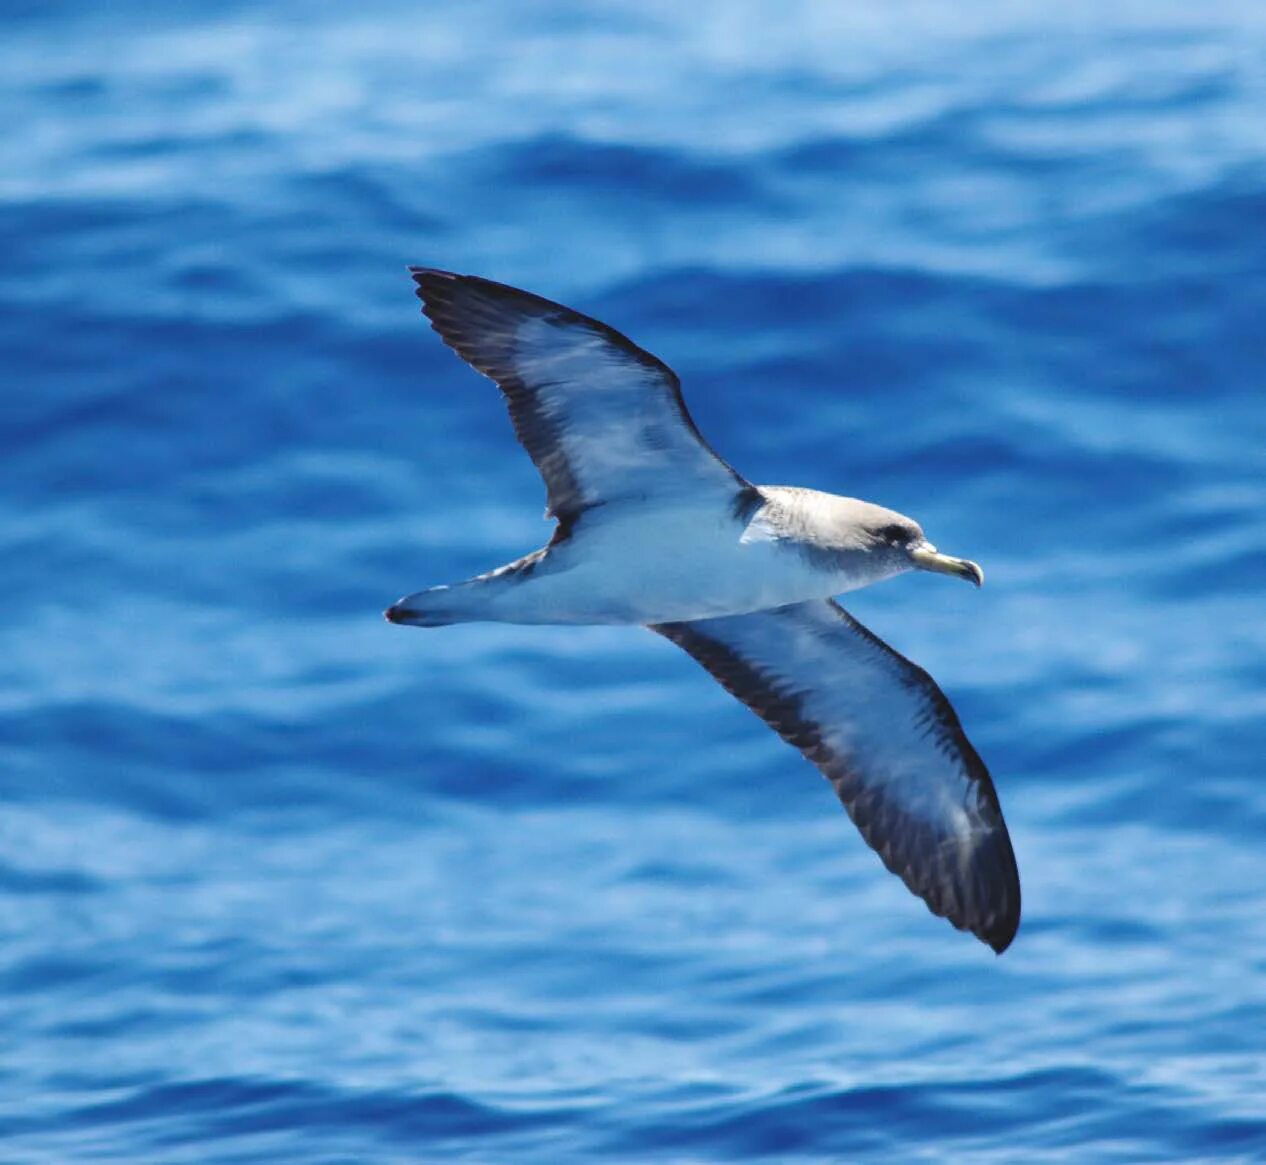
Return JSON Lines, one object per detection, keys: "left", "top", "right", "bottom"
{"left": 988, "top": 925, "right": 1016, "bottom": 955}
{"left": 936, "top": 839, "right": 1020, "bottom": 953}
{"left": 981, "top": 898, "right": 1021, "bottom": 954}
{"left": 942, "top": 895, "right": 1019, "bottom": 954}
{"left": 408, "top": 266, "right": 458, "bottom": 298}
{"left": 408, "top": 268, "right": 465, "bottom": 320}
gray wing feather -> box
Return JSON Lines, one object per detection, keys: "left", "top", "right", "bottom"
{"left": 651, "top": 600, "right": 1020, "bottom": 952}
{"left": 411, "top": 269, "right": 750, "bottom": 526}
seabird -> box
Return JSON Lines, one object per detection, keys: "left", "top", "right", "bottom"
{"left": 387, "top": 268, "right": 1021, "bottom": 953}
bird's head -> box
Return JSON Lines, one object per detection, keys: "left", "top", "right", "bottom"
{"left": 861, "top": 509, "right": 984, "bottom": 587}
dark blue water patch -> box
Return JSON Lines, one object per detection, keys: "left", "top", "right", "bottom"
{"left": 773, "top": 106, "right": 1021, "bottom": 177}
{"left": 0, "top": 953, "right": 109, "bottom": 996}
{"left": 1113, "top": 178, "right": 1266, "bottom": 279}
{"left": 53, "top": 1076, "right": 575, "bottom": 1148}
{"left": 0, "top": 704, "right": 282, "bottom": 818}
{"left": 623, "top": 265, "right": 1018, "bottom": 338}
{"left": 0, "top": 197, "right": 144, "bottom": 270}
{"left": 0, "top": 860, "right": 100, "bottom": 896}
{"left": 284, "top": 165, "right": 447, "bottom": 239}
{"left": 596, "top": 1067, "right": 1152, "bottom": 1159}
{"left": 477, "top": 133, "right": 779, "bottom": 211}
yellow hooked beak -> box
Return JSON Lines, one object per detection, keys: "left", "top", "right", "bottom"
{"left": 909, "top": 543, "right": 984, "bottom": 587}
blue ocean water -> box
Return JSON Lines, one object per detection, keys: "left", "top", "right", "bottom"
{"left": 3, "top": 1, "right": 1266, "bottom": 1159}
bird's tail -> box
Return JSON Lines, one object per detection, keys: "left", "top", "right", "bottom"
{"left": 385, "top": 582, "right": 481, "bottom": 628}
{"left": 386, "top": 546, "right": 552, "bottom": 628}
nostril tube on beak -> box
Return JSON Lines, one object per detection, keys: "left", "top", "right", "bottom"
{"left": 909, "top": 545, "right": 984, "bottom": 587}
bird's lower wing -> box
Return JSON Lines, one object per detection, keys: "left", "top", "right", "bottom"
{"left": 411, "top": 269, "right": 751, "bottom": 528}
{"left": 650, "top": 599, "right": 1020, "bottom": 952}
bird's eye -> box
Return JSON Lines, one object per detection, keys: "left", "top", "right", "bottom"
{"left": 876, "top": 524, "right": 908, "bottom": 546}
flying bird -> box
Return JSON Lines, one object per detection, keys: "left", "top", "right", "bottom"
{"left": 387, "top": 268, "right": 1021, "bottom": 953}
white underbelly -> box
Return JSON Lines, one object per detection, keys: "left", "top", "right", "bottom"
{"left": 487, "top": 504, "right": 840, "bottom": 624}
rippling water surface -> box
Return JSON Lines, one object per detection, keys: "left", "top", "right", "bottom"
{"left": 4, "top": 2, "right": 1266, "bottom": 1160}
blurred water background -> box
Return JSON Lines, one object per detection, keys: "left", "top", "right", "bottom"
{"left": 3, "top": 2, "right": 1266, "bottom": 1160}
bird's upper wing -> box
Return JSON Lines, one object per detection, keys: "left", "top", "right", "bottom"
{"left": 411, "top": 269, "right": 751, "bottom": 526}
{"left": 651, "top": 599, "right": 1020, "bottom": 952}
